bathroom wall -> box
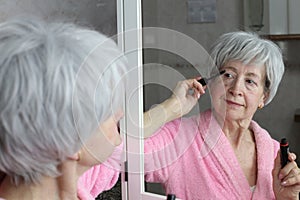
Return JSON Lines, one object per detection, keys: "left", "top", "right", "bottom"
{"left": 143, "top": 0, "right": 243, "bottom": 52}
{"left": 0, "top": 0, "right": 117, "bottom": 36}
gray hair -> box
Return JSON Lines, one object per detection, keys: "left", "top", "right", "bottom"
{"left": 210, "top": 31, "right": 284, "bottom": 105}
{"left": 0, "top": 18, "right": 127, "bottom": 185}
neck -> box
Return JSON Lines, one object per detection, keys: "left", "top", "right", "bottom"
{"left": 212, "top": 110, "right": 253, "bottom": 148}
{"left": 0, "top": 175, "right": 61, "bottom": 200}
{"left": 223, "top": 121, "right": 252, "bottom": 148}
{"left": 0, "top": 160, "right": 82, "bottom": 200}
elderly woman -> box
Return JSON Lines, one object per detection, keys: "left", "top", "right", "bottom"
{"left": 0, "top": 18, "right": 127, "bottom": 199}
{"left": 144, "top": 32, "right": 300, "bottom": 199}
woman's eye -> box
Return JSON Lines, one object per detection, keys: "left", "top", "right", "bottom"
{"left": 223, "top": 73, "right": 233, "bottom": 78}
{"left": 246, "top": 79, "right": 257, "bottom": 86}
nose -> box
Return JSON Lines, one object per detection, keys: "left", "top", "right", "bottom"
{"left": 228, "top": 78, "right": 243, "bottom": 97}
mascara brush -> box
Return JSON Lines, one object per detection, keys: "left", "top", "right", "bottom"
{"left": 198, "top": 70, "right": 226, "bottom": 86}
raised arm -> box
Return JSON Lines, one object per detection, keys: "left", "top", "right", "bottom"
{"left": 143, "top": 78, "right": 206, "bottom": 138}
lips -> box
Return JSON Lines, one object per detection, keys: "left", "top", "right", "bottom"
{"left": 225, "top": 99, "right": 244, "bottom": 107}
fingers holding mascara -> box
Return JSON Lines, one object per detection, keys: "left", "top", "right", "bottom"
{"left": 279, "top": 155, "right": 300, "bottom": 187}
{"left": 171, "top": 78, "right": 206, "bottom": 113}
{"left": 273, "top": 151, "right": 300, "bottom": 199}
{"left": 192, "top": 77, "right": 206, "bottom": 99}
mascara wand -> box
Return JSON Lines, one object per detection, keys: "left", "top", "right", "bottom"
{"left": 198, "top": 70, "right": 226, "bottom": 86}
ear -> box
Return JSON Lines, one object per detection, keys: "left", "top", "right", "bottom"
{"left": 68, "top": 151, "right": 81, "bottom": 161}
{"left": 262, "top": 91, "right": 269, "bottom": 104}
{"left": 258, "top": 91, "right": 269, "bottom": 109}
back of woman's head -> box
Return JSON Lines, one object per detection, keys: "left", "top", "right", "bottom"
{"left": 210, "top": 31, "right": 284, "bottom": 105}
{"left": 0, "top": 17, "right": 127, "bottom": 185}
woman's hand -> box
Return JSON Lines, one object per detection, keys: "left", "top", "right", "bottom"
{"left": 143, "top": 78, "right": 206, "bottom": 138}
{"left": 272, "top": 151, "right": 300, "bottom": 200}
{"left": 168, "top": 78, "right": 206, "bottom": 117}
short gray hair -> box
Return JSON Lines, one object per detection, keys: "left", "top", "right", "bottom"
{"left": 0, "top": 18, "right": 127, "bottom": 184}
{"left": 210, "top": 31, "right": 284, "bottom": 105}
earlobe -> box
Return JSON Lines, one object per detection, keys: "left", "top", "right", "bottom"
{"left": 258, "top": 95, "right": 266, "bottom": 109}
{"left": 258, "top": 92, "right": 268, "bottom": 109}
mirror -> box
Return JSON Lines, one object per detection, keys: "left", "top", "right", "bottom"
{"left": 142, "top": 0, "right": 244, "bottom": 196}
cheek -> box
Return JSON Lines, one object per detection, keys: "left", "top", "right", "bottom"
{"left": 97, "top": 132, "right": 117, "bottom": 155}
{"left": 209, "top": 81, "right": 226, "bottom": 102}
{"left": 81, "top": 126, "right": 121, "bottom": 165}
{"left": 100, "top": 122, "right": 122, "bottom": 146}
{"left": 246, "top": 90, "right": 265, "bottom": 106}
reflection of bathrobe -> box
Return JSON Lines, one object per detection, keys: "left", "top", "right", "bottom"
{"left": 145, "top": 109, "right": 279, "bottom": 200}
{"left": 77, "top": 143, "right": 123, "bottom": 200}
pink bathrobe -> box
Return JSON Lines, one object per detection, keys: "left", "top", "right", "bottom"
{"left": 77, "top": 142, "right": 123, "bottom": 200}
{"left": 145, "top": 109, "right": 279, "bottom": 200}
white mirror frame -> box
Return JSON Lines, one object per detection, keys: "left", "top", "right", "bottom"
{"left": 117, "top": 0, "right": 166, "bottom": 199}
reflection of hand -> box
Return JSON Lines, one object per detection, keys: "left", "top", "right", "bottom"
{"left": 169, "top": 78, "right": 206, "bottom": 118}
{"left": 272, "top": 151, "right": 300, "bottom": 200}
